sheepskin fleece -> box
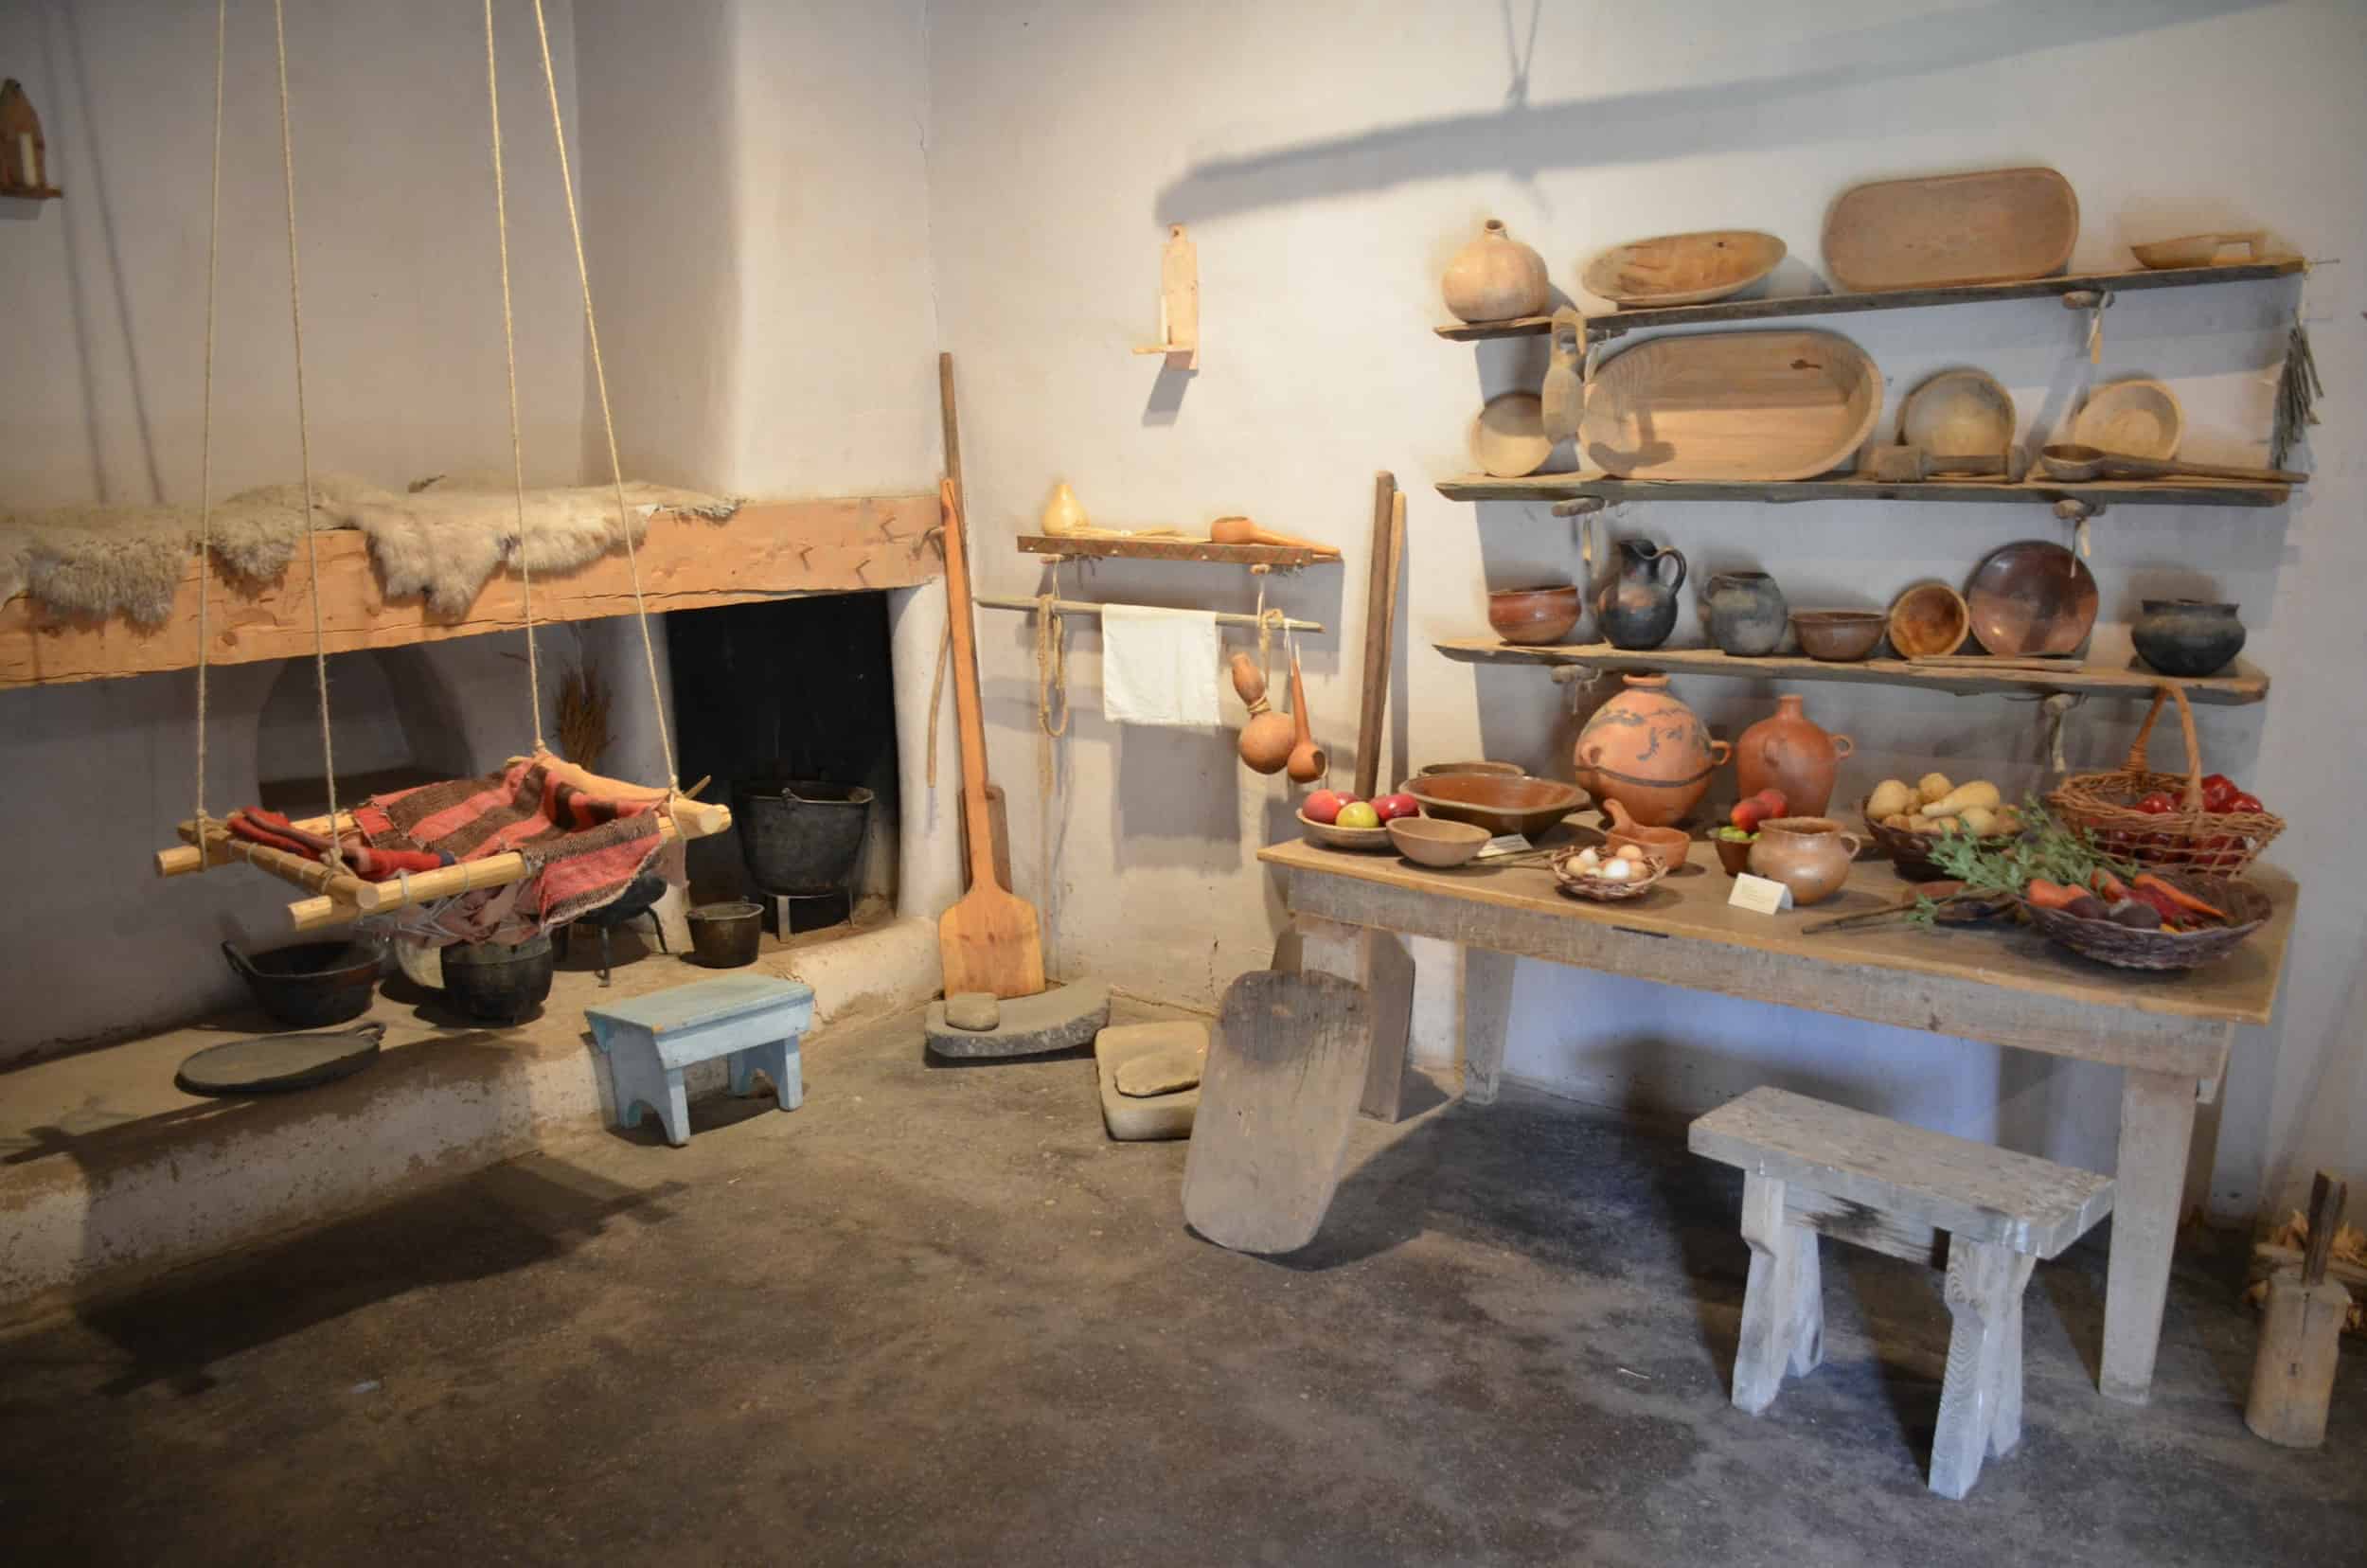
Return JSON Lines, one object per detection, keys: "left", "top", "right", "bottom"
{"left": 0, "top": 475, "right": 735, "bottom": 624}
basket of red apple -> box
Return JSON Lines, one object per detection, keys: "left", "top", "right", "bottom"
{"left": 1299, "top": 789, "right": 1419, "bottom": 851}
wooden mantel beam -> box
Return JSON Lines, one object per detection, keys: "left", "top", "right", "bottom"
{"left": 0, "top": 494, "right": 941, "bottom": 689}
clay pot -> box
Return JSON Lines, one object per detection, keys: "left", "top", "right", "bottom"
{"left": 1734, "top": 694, "right": 1856, "bottom": 817}
{"left": 1791, "top": 609, "right": 1885, "bottom": 662}
{"left": 1593, "top": 538, "right": 1687, "bottom": 650}
{"left": 1746, "top": 816, "right": 1862, "bottom": 907}
{"left": 1703, "top": 570, "right": 1788, "bottom": 656}
{"left": 2132, "top": 598, "right": 2246, "bottom": 677}
{"left": 1573, "top": 673, "right": 1729, "bottom": 827}
{"left": 1601, "top": 798, "right": 1692, "bottom": 864}
{"left": 1486, "top": 584, "right": 1581, "bottom": 646}
{"left": 1441, "top": 218, "right": 1551, "bottom": 323}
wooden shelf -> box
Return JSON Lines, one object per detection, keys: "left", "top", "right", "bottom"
{"left": 1433, "top": 258, "right": 2307, "bottom": 342}
{"left": 1436, "top": 473, "right": 2291, "bottom": 508}
{"left": 1, "top": 185, "right": 62, "bottom": 200}
{"left": 1016, "top": 534, "right": 1339, "bottom": 567}
{"left": 1433, "top": 638, "right": 2270, "bottom": 706}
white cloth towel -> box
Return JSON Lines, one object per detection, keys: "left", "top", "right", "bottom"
{"left": 1100, "top": 603, "right": 1220, "bottom": 727}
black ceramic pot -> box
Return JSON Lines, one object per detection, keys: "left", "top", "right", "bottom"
{"left": 440, "top": 934, "right": 555, "bottom": 1024}
{"left": 2131, "top": 599, "right": 2245, "bottom": 677}
{"left": 1593, "top": 538, "right": 1686, "bottom": 650}
{"left": 1703, "top": 570, "right": 1788, "bottom": 656}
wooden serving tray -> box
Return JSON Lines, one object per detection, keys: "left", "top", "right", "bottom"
{"left": 1823, "top": 168, "right": 2078, "bottom": 292}
{"left": 1578, "top": 329, "right": 1883, "bottom": 482}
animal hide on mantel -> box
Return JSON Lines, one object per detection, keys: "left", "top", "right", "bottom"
{"left": 0, "top": 475, "right": 738, "bottom": 624}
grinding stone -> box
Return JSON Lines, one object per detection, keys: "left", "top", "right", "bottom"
{"left": 1095, "top": 1020, "right": 1209, "bottom": 1140}
{"left": 924, "top": 981, "right": 1110, "bottom": 1059}
{"left": 944, "top": 991, "right": 1001, "bottom": 1031}
{"left": 1115, "top": 1043, "right": 1202, "bottom": 1098}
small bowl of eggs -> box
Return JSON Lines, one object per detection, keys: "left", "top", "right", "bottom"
{"left": 1549, "top": 843, "right": 1670, "bottom": 902}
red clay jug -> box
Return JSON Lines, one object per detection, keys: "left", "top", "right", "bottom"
{"left": 1734, "top": 694, "right": 1854, "bottom": 817}
{"left": 1572, "top": 673, "right": 1729, "bottom": 827}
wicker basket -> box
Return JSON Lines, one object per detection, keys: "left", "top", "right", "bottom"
{"left": 2048, "top": 685, "right": 2284, "bottom": 876}
{"left": 2024, "top": 872, "right": 2273, "bottom": 971}
{"left": 1860, "top": 795, "right": 2018, "bottom": 882}
{"left": 1550, "top": 847, "right": 1670, "bottom": 901}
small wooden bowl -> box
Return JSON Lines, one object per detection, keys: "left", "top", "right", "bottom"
{"left": 1297, "top": 811, "right": 1393, "bottom": 852}
{"left": 1792, "top": 609, "right": 1886, "bottom": 662}
{"left": 1468, "top": 391, "right": 1554, "bottom": 478}
{"left": 1887, "top": 580, "right": 1969, "bottom": 658}
{"left": 1549, "top": 847, "right": 1670, "bottom": 901}
{"left": 1405, "top": 775, "right": 1589, "bottom": 838}
{"left": 1486, "top": 585, "right": 1581, "bottom": 646}
{"left": 1896, "top": 368, "right": 2015, "bottom": 459}
{"left": 2073, "top": 378, "right": 2183, "bottom": 460}
{"left": 1386, "top": 815, "right": 1491, "bottom": 867}
{"left": 1414, "top": 759, "right": 1524, "bottom": 780}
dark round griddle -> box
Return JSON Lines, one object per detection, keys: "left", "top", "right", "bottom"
{"left": 175, "top": 1021, "right": 386, "bottom": 1097}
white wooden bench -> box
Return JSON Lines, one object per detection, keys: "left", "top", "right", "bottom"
{"left": 1689, "top": 1085, "right": 2116, "bottom": 1499}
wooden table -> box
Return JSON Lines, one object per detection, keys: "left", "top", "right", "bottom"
{"left": 1256, "top": 837, "right": 2297, "bottom": 1406}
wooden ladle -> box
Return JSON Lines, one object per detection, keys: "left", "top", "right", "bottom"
{"left": 2038, "top": 443, "right": 2308, "bottom": 486}
{"left": 1232, "top": 653, "right": 1293, "bottom": 775}
{"left": 1285, "top": 647, "right": 1327, "bottom": 783}
{"left": 1210, "top": 516, "right": 1342, "bottom": 557}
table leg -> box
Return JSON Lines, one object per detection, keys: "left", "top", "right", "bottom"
{"left": 1456, "top": 947, "right": 1516, "bottom": 1107}
{"left": 1298, "top": 917, "right": 1415, "bottom": 1123}
{"left": 2101, "top": 1066, "right": 2199, "bottom": 1404}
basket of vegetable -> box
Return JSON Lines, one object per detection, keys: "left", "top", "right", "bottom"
{"left": 1862, "top": 773, "right": 2024, "bottom": 882}
{"left": 2048, "top": 685, "right": 2283, "bottom": 876}
{"left": 1551, "top": 844, "right": 1669, "bottom": 901}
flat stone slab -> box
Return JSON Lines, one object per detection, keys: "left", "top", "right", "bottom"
{"left": 925, "top": 981, "right": 1110, "bottom": 1060}
{"left": 1095, "top": 1020, "right": 1208, "bottom": 1141}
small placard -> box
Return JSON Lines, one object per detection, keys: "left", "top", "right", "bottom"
{"left": 1728, "top": 873, "right": 1794, "bottom": 916}
{"left": 1474, "top": 833, "right": 1533, "bottom": 860}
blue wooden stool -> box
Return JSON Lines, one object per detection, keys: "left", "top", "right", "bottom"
{"left": 585, "top": 975, "right": 813, "bottom": 1147}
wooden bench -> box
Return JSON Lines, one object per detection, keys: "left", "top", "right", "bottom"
{"left": 1689, "top": 1086, "right": 2116, "bottom": 1499}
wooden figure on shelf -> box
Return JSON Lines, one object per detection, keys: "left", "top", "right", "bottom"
{"left": 1, "top": 80, "right": 58, "bottom": 198}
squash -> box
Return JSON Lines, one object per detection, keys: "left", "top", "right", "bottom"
{"left": 1924, "top": 780, "right": 2001, "bottom": 818}
{"left": 1867, "top": 779, "right": 1915, "bottom": 820}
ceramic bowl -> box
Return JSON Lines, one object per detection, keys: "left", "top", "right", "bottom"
{"left": 1606, "top": 819, "right": 1691, "bottom": 865}
{"left": 1415, "top": 759, "right": 1524, "bottom": 780}
{"left": 1964, "top": 542, "right": 2098, "bottom": 658}
{"left": 1791, "top": 609, "right": 1886, "bottom": 662}
{"left": 1713, "top": 835, "right": 1754, "bottom": 876}
{"left": 1886, "top": 581, "right": 1969, "bottom": 658}
{"left": 1386, "top": 815, "right": 1492, "bottom": 868}
{"left": 1404, "top": 774, "right": 1588, "bottom": 838}
{"left": 1297, "top": 811, "right": 1393, "bottom": 852}
{"left": 1486, "top": 584, "right": 1582, "bottom": 646}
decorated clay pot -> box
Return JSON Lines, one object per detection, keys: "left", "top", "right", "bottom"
{"left": 1573, "top": 672, "right": 1729, "bottom": 827}
{"left": 1734, "top": 694, "right": 1855, "bottom": 816}
{"left": 2131, "top": 598, "right": 2245, "bottom": 677}
{"left": 1746, "top": 816, "right": 1861, "bottom": 907}
{"left": 1704, "top": 570, "right": 1788, "bottom": 656}
{"left": 1487, "top": 584, "right": 1581, "bottom": 645}
{"left": 1593, "top": 537, "right": 1686, "bottom": 650}
{"left": 1441, "top": 218, "right": 1551, "bottom": 323}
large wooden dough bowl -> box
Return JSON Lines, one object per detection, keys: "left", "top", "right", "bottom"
{"left": 1582, "top": 229, "right": 1787, "bottom": 307}
{"left": 1578, "top": 329, "right": 1883, "bottom": 482}
{"left": 1823, "top": 167, "right": 2079, "bottom": 292}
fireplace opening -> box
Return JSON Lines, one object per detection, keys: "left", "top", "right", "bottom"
{"left": 666, "top": 592, "right": 899, "bottom": 935}
{"left": 255, "top": 647, "right": 469, "bottom": 818}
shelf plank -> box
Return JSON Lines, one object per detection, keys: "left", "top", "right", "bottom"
{"left": 1016, "top": 533, "right": 1338, "bottom": 566}
{"left": 0, "top": 494, "right": 942, "bottom": 689}
{"left": 1436, "top": 473, "right": 2290, "bottom": 508}
{"left": 1433, "top": 258, "right": 2307, "bottom": 342}
{"left": 1432, "top": 638, "right": 2269, "bottom": 706}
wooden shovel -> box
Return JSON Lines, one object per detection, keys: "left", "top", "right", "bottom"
{"left": 936, "top": 476, "right": 1046, "bottom": 1000}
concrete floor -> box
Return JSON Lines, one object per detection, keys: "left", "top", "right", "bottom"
{"left": 2, "top": 1001, "right": 2359, "bottom": 1567}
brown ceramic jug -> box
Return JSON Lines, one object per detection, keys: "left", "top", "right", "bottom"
{"left": 1734, "top": 694, "right": 1855, "bottom": 816}
{"left": 1572, "top": 673, "right": 1729, "bottom": 827}
{"left": 1745, "top": 816, "right": 1862, "bottom": 907}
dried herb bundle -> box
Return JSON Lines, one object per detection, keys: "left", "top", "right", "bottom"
{"left": 556, "top": 655, "right": 612, "bottom": 772}
{"left": 2272, "top": 319, "right": 2323, "bottom": 469}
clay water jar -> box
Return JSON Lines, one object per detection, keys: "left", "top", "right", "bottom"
{"left": 1573, "top": 672, "right": 1728, "bottom": 827}
{"left": 1440, "top": 218, "right": 1551, "bottom": 323}
{"left": 2131, "top": 599, "right": 2246, "bottom": 677}
{"left": 1746, "top": 816, "right": 1862, "bottom": 907}
{"left": 1593, "top": 537, "right": 1687, "bottom": 650}
{"left": 1733, "top": 694, "right": 1856, "bottom": 817}
{"left": 1703, "top": 570, "right": 1788, "bottom": 656}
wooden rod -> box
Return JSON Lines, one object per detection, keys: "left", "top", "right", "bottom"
{"left": 975, "top": 595, "right": 1325, "bottom": 633}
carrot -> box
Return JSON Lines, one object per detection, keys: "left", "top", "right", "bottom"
{"left": 2132, "top": 873, "right": 2227, "bottom": 922}
{"left": 2022, "top": 879, "right": 2084, "bottom": 911}
{"left": 2091, "top": 868, "right": 2131, "bottom": 901}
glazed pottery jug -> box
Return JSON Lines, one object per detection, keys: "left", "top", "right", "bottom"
{"left": 1734, "top": 694, "right": 1855, "bottom": 816}
{"left": 2131, "top": 599, "right": 2246, "bottom": 677}
{"left": 1573, "top": 673, "right": 1729, "bottom": 827}
{"left": 1593, "top": 538, "right": 1687, "bottom": 650}
{"left": 1441, "top": 218, "right": 1551, "bottom": 323}
{"left": 1746, "top": 816, "right": 1861, "bottom": 907}
{"left": 1703, "top": 570, "right": 1788, "bottom": 656}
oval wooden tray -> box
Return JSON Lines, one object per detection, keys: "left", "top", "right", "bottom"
{"left": 1582, "top": 230, "right": 1786, "bottom": 307}
{"left": 1823, "top": 168, "right": 2078, "bottom": 292}
{"left": 1578, "top": 330, "right": 1883, "bottom": 482}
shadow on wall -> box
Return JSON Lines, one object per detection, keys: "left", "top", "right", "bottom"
{"left": 1151, "top": 0, "right": 2273, "bottom": 223}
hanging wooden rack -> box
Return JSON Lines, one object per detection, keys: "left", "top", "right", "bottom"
{"left": 975, "top": 595, "right": 1325, "bottom": 633}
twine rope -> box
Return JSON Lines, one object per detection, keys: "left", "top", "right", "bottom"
{"left": 485, "top": 0, "right": 544, "bottom": 752}
{"left": 192, "top": 0, "right": 227, "bottom": 848}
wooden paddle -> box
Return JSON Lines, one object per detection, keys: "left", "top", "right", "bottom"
{"left": 1183, "top": 968, "right": 1371, "bottom": 1254}
{"left": 936, "top": 475, "right": 1045, "bottom": 999}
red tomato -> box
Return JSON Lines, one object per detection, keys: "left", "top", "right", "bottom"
{"left": 2226, "top": 790, "right": 2266, "bottom": 814}
{"left": 2200, "top": 774, "right": 2240, "bottom": 812}
{"left": 2134, "top": 791, "right": 2178, "bottom": 815}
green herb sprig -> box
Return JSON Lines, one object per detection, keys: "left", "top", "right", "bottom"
{"left": 1908, "top": 798, "right": 2135, "bottom": 926}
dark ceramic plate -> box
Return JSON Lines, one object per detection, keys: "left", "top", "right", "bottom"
{"left": 1965, "top": 541, "right": 2098, "bottom": 657}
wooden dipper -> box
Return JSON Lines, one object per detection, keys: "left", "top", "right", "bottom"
{"left": 2246, "top": 1169, "right": 2351, "bottom": 1448}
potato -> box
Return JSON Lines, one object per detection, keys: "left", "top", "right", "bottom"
{"left": 1867, "top": 779, "right": 1914, "bottom": 820}
{"left": 1958, "top": 805, "right": 1999, "bottom": 837}
{"left": 1992, "top": 807, "right": 2023, "bottom": 835}
{"left": 1917, "top": 773, "right": 1955, "bottom": 806}
{"left": 1926, "top": 780, "right": 2002, "bottom": 818}
{"left": 1881, "top": 813, "right": 1917, "bottom": 831}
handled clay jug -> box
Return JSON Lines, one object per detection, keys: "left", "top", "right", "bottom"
{"left": 1573, "top": 673, "right": 1728, "bottom": 827}
{"left": 1593, "top": 538, "right": 1686, "bottom": 650}
{"left": 1746, "top": 816, "right": 1862, "bottom": 907}
{"left": 1734, "top": 694, "right": 1854, "bottom": 816}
